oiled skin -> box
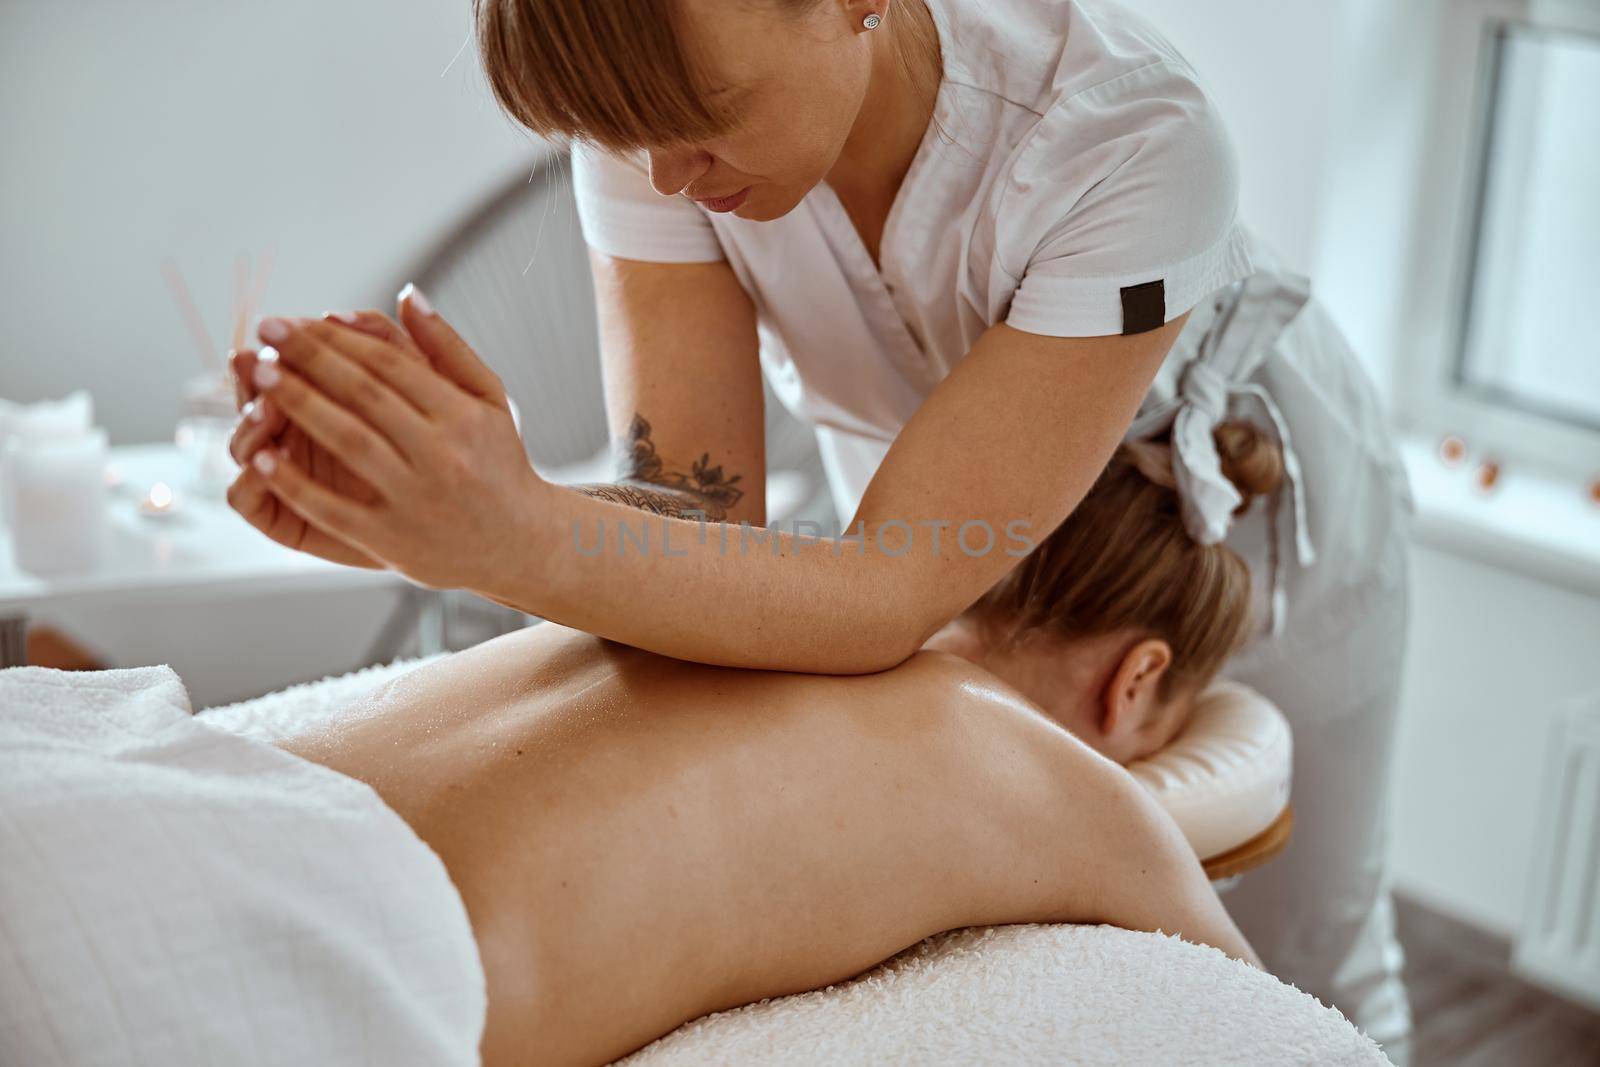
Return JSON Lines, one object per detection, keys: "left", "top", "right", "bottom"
{"left": 281, "top": 622, "right": 1253, "bottom": 1066}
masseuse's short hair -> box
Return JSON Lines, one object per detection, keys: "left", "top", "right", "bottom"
{"left": 971, "top": 421, "right": 1285, "bottom": 700}
{"left": 473, "top": 0, "right": 940, "bottom": 150}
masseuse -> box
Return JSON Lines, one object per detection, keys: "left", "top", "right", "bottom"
{"left": 226, "top": 0, "right": 1415, "bottom": 1057}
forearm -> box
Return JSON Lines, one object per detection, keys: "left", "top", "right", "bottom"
{"left": 469, "top": 483, "right": 952, "bottom": 673}
{"left": 568, "top": 479, "right": 737, "bottom": 522}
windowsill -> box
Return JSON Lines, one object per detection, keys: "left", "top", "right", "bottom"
{"left": 1400, "top": 435, "right": 1600, "bottom": 598}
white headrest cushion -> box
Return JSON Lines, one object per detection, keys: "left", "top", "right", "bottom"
{"left": 1127, "top": 680, "right": 1292, "bottom": 861}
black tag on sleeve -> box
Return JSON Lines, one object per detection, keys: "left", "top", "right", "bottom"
{"left": 1120, "top": 280, "right": 1166, "bottom": 336}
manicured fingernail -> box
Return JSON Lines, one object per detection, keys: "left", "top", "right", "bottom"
{"left": 399, "top": 282, "right": 435, "bottom": 317}
{"left": 326, "top": 310, "right": 360, "bottom": 325}
{"left": 254, "top": 352, "right": 281, "bottom": 389}
{"left": 245, "top": 398, "right": 266, "bottom": 423}
{"left": 258, "top": 317, "right": 291, "bottom": 344}
{"left": 252, "top": 449, "right": 276, "bottom": 475}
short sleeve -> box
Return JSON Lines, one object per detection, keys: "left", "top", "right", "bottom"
{"left": 570, "top": 141, "right": 726, "bottom": 263}
{"left": 1001, "top": 62, "right": 1254, "bottom": 338}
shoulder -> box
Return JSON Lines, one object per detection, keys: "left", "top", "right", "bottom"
{"left": 933, "top": 0, "right": 1217, "bottom": 117}
{"left": 936, "top": 1, "right": 1241, "bottom": 268}
{"left": 893, "top": 649, "right": 1059, "bottom": 733}
{"left": 570, "top": 140, "right": 653, "bottom": 195}
{"left": 569, "top": 142, "right": 727, "bottom": 263}
{"left": 1002, "top": 61, "right": 1241, "bottom": 252}
{"left": 999, "top": 0, "right": 1240, "bottom": 238}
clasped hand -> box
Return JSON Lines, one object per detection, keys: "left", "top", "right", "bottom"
{"left": 226, "top": 286, "right": 545, "bottom": 592}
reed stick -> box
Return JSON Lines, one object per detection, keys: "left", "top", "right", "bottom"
{"left": 160, "top": 258, "right": 219, "bottom": 372}
{"left": 231, "top": 253, "right": 250, "bottom": 352}
{"left": 246, "top": 245, "right": 277, "bottom": 333}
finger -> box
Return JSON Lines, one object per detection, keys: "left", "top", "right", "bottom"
{"left": 226, "top": 466, "right": 381, "bottom": 569}
{"left": 397, "top": 283, "right": 508, "bottom": 401}
{"left": 299, "top": 315, "right": 463, "bottom": 419}
{"left": 258, "top": 316, "right": 438, "bottom": 456}
{"left": 230, "top": 349, "right": 290, "bottom": 438}
{"left": 229, "top": 396, "right": 279, "bottom": 465}
{"left": 260, "top": 315, "right": 454, "bottom": 436}
{"left": 251, "top": 350, "right": 411, "bottom": 494}
{"left": 228, "top": 348, "right": 254, "bottom": 410}
{"left": 322, "top": 309, "right": 420, "bottom": 353}
{"left": 244, "top": 443, "right": 387, "bottom": 562}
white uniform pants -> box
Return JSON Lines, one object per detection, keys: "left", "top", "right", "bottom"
{"left": 1216, "top": 296, "right": 1415, "bottom": 1060}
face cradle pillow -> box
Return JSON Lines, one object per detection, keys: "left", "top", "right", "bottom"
{"left": 1128, "top": 679, "right": 1293, "bottom": 863}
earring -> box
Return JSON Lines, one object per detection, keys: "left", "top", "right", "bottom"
{"left": 863, "top": 12, "right": 882, "bottom": 29}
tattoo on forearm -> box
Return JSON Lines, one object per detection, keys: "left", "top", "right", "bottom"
{"left": 574, "top": 481, "right": 715, "bottom": 519}
{"left": 573, "top": 413, "right": 746, "bottom": 521}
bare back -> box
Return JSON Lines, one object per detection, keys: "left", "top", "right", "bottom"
{"left": 281, "top": 622, "right": 1250, "bottom": 1066}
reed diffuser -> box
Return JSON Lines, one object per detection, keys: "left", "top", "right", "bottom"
{"left": 162, "top": 249, "right": 274, "bottom": 500}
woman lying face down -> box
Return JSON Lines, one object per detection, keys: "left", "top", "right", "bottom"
{"left": 925, "top": 420, "right": 1285, "bottom": 765}
{"left": 274, "top": 425, "right": 1275, "bottom": 1066}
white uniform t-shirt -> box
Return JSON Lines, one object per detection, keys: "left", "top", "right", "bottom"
{"left": 572, "top": 0, "right": 1255, "bottom": 522}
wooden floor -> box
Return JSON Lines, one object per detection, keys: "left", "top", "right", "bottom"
{"left": 1396, "top": 894, "right": 1600, "bottom": 1066}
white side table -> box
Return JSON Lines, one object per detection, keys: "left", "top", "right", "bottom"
{"left": 0, "top": 443, "right": 429, "bottom": 669}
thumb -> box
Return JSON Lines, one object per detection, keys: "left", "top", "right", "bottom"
{"left": 396, "top": 283, "right": 506, "bottom": 401}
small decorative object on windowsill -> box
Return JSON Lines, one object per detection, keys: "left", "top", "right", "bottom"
{"left": 1438, "top": 433, "right": 1468, "bottom": 467}
{"left": 1474, "top": 457, "right": 1502, "bottom": 494}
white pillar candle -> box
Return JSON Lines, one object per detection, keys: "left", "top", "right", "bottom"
{"left": 4, "top": 428, "right": 109, "bottom": 576}
{"left": 0, "top": 390, "right": 96, "bottom": 531}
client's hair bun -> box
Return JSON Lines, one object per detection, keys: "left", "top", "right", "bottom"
{"left": 1213, "top": 420, "right": 1285, "bottom": 506}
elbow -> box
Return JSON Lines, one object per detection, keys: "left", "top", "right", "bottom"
{"left": 807, "top": 634, "right": 922, "bottom": 676}
{"left": 787, "top": 603, "right": 929, "bottom": 676}
{"left": 774, "top": 562, "right": 961, "bottom": 675}
{"left": 823, "top": 606, "right": 942, "bottom": 676}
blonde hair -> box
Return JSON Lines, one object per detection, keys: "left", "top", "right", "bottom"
{"left": 473, "top": 0, "right": 941, "bottom": 151}
{"left": 971, "top": 421, "right": 1285, "bottom": 699}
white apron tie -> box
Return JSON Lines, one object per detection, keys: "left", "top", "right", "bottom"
{"left": 1124, "top": 271, "right": 1318, "bottom": 636}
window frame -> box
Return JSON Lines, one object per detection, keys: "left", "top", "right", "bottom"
{"left": 1400, "top": 0, "right": 1600, "bottom": 479}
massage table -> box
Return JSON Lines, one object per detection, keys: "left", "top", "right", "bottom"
{"left": 1, "top": 654, "right": 1386, "bottom": 1065}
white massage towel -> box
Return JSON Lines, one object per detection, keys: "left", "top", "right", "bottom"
{"left": 620, "top": 923, "right": 1389, "bottom": 1065}
{"left": 0, "top": 664, "right": 485, "bottom": 1067}
{"left": 202, "top": 657, "right": 1393, "bottom": 1067}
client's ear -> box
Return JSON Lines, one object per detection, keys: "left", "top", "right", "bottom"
{"left": 1099, "top": 638, "right": 1174, "bottom": 741}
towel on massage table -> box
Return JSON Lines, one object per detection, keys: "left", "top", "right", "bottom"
{"left": 0, "top": 663, "right": 485, "bottom": 1066}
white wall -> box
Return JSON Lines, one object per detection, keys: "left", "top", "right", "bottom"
{"left": 1125, "top": 0, "right": 1442, "bottom": 400}
{"left": 1391, "top": 545, "right": 1600, "bottom": 934}
{"left": 1, "top": 1, "right": 545, "bottom": 704}
{"left": 1124, "top": 0, "right": 1341, "bottom": 275}
{"left": 0, "top": 0, "right": 542, "bottom": 445}
{"left": 1310, "top": 0, "right": 1444, "bottom": 404}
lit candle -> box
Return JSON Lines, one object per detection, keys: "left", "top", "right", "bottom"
{"left": 138, "top": 481, "right": 181, "bottom": 518}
